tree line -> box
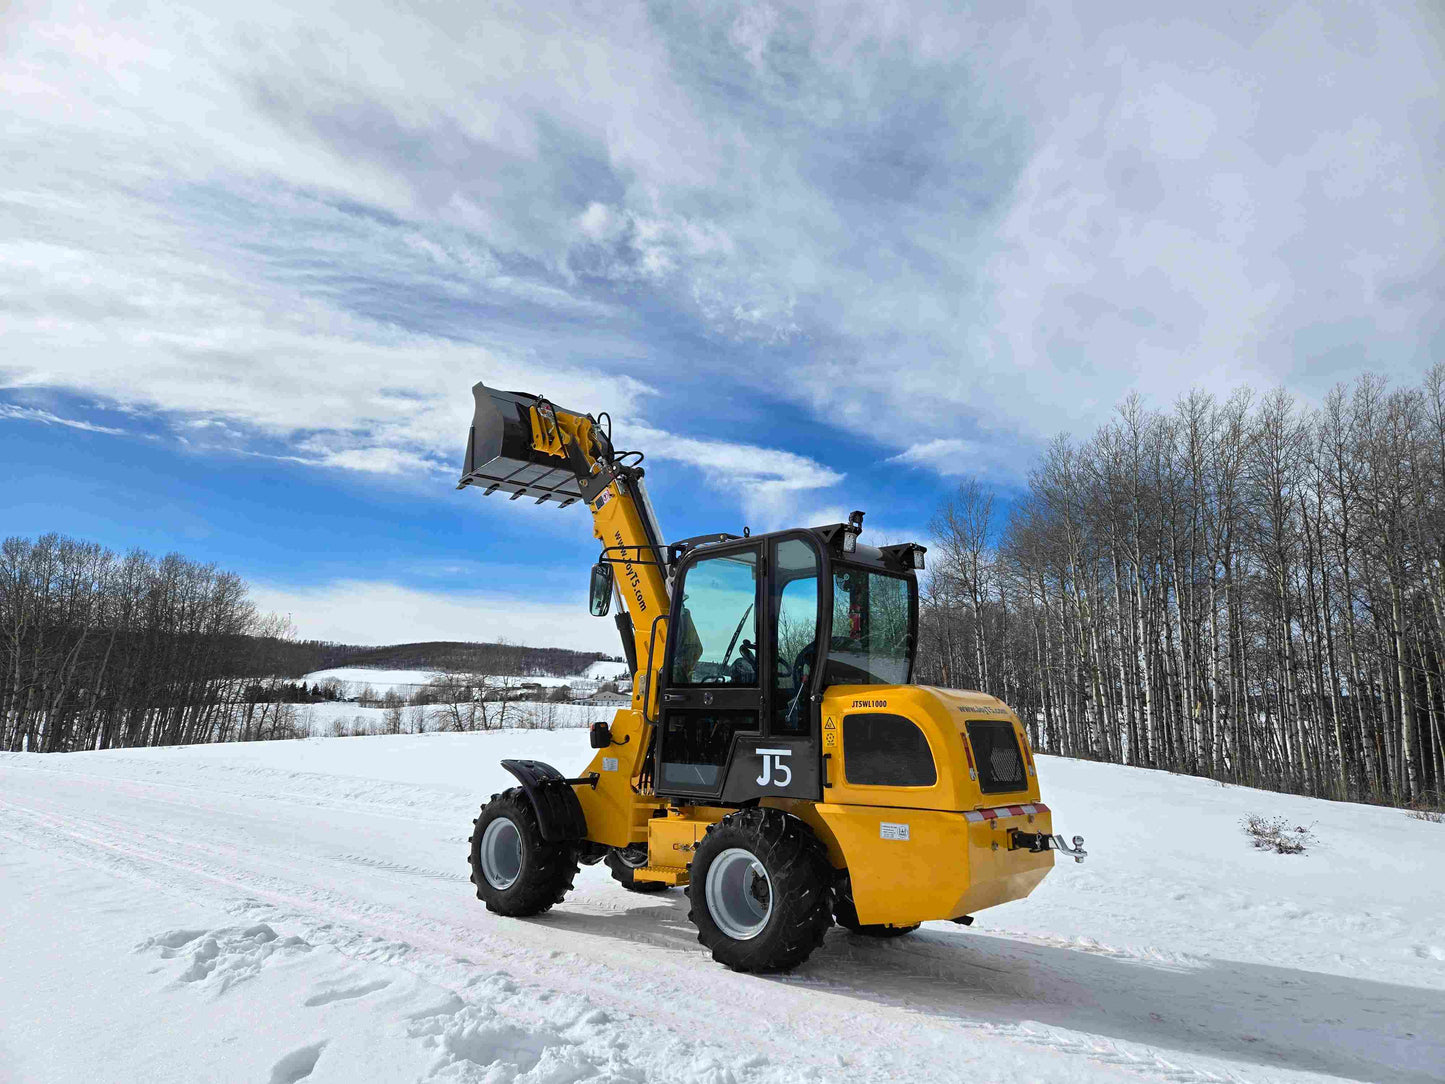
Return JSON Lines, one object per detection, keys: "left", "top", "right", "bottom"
{"left": 0, "top": 533, "right": 301, "bottom": 751}
{"left": 918, "top": 367, "right": 1445, "bottom": 810}
{"left": 333, "top": 640, "right": 610, "bottom": 676}
{"left": 1, "top": 533, "right": 616, "bottom": 754}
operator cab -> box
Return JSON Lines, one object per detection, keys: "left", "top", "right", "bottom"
{"left": 634, "top": 515, "right": 925, "bottom": 806}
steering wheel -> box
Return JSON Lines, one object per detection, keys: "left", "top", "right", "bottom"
{"left": 737, "top": 639, "right": 756, "bottom": 668}
{"left": 735, "top": 638, "right": 792, "bottom": 679}
{"left": 725, "top": 639, "right": 757, "bottom": 684}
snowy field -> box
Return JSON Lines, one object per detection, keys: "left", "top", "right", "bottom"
{"left": 2, "top": 734, "right": 1442, "bottom": 1084}
{"left": 296, "top": 699, "right": 614, "bottom": 737}
{"left": 300, "top": 669, "right": 601, "bottom": 698}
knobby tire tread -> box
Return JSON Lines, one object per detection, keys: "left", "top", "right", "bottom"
{"left": 687, "top": 807, "right": 833, "bottom": 973}
{"left": 468, "top": 788, "right": 579, "bottom": 917}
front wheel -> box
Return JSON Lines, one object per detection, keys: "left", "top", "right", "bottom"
{"left": 686, "top": 808, "right": 833, "bottom": 972}
{"left": 469, "top": 789, "right": 578, "bottom": 916}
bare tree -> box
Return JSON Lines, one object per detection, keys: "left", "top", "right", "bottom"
{"left": 0, "top": 535, "right": 301, "bottom": 753}
{"left": 918, "top": 370, "right": 1445, "bottom": 810}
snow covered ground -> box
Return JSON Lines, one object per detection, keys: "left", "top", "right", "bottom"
{"left": 296, "top": 699, "right": 614, "bottom": 737}
{"left": 2, "top": 734, "right": 1442, "bottom": 1084}
{"left": 581, "top": 661, "right": 630, "bottom": 682}
{"left": 301, "top": 669, "right": 591, "bottom": 698}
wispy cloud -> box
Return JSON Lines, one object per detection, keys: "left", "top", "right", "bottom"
{"left": 630, "top": 425, "right": 844, "bottom": 529}
{"left": 885, "top": 438, "right": 1030, "bottom": 484}
{"left": 3, "top": 0, "right": 1439, "bottom": 497}
{"left": 0, "top": 403, "right": 127, "bottom": 435}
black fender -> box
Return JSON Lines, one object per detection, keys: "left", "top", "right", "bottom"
{"left": 500, "top": 759, "right": 587, "bottom": 843}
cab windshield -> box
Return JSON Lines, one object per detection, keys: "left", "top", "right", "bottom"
{"left": 823, "top": 565, "right": 914, "bottom": 686}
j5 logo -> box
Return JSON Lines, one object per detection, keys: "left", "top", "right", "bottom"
{"left": 755, "top": 747, "right": 792, "bottom": 787}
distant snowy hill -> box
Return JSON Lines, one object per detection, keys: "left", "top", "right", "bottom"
{"left": 2, "top": 736, "right": 1441, "bottom": 1083}
{"left": 582, "top": 660, "right": 630, "bottom": 681}
{"left": 300, "top": 668, "right": 583, "bottom": 697}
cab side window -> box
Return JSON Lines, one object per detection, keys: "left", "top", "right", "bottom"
{"left": 669, "top": 550, "right": 759, "bottom": 686}
{"left": 771, "top": 538, "right": 819, "bottom": 734}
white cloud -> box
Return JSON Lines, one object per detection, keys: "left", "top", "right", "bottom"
{"left": 738, "top": 1, "right": 1444, "bottom": 454}
{"left": 630, "top": 425, "right": 844, "bottom": 529}
{"left": 249, "top": 580, "right": 620, "bottom": 652}
{"left": 2, "top": 0, "right": 1439, "bottom": 492}
{"left": 0, "top": 403, "right": 126, "bottom": 435}
{"left": 729, "top": 5, "right": 779, "bottom": 70}
{"left": 886, "top": 438, "right": 1027, "bottom": 483}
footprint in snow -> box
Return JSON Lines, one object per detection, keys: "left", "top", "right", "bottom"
{"left": 304, "top": 978, "right": 392, "bottom": 1007}
{"left": 140, "top": 923, "right": 310, "bottom": 991}
{"left": 268, "top": 1040, "right": 327, "bottom": 1084}
{"left": 409, "top": 1004, "right": 598, "bottom": 1081}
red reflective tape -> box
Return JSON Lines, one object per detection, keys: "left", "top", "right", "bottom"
{"left": 974, "top": 804, "right": 1050, "bottom": 820}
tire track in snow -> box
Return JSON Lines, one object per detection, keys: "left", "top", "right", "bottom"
{"left": 0, "top": 798, "right": 812, "bottom": 1084}
{"left": 0, "top": 786, "right": 1267, "bottom": 1084}
{"left": 0, "top": 755, "right": 467, "bottom": 824}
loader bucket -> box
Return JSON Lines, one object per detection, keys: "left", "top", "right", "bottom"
{"left": 457, "top": 383, "right": 585, "bottom": 506}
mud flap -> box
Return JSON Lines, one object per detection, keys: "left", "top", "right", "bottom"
{"left": 500, "top": 759, "right": 588, "bottom": 842}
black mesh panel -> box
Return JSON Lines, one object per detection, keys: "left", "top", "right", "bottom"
{"left": 967, "top": 720, "right": 1026, "bottom": 794}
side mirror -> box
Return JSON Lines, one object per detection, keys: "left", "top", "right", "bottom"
{"left": 588, "top": 562, "right": 613, "bottom": 617}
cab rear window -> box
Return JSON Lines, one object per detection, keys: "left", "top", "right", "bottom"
{"left": 843, "top": 713, "right": 937, "bottom": 787}
{"left": 966, "top": 720, "right": 1026, "bottom": 794}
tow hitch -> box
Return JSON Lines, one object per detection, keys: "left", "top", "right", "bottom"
{"left": 1009, "top": 829, "right": 1088, "bottom": 863}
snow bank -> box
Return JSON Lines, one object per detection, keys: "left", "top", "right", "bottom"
{"left": 2, "top": 739, "right": 1442, "bottom": 1084}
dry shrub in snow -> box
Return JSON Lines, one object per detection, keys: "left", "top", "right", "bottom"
{"left": 1407, "top": 808, "right": 1444, "bottom": 824}
{"left": 1241, "top": 814, "right": 1315, "bottom": 855}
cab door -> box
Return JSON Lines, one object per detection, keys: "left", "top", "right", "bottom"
{"left": 654, "top": 536, "right": 824, "bottom": 804}
{"left": 726, "top": 534, "right": 824, "bottom": 803}
{"left": 655, "top": 543, "right": 765, "bottom": 800}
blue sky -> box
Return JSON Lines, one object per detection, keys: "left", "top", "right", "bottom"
{"left": 3, "top": 1, "right": 1442, "bottom": 651}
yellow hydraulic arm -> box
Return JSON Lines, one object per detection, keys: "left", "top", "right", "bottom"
{"left": 456, "top": 383, "right": 672, "bottom": 721}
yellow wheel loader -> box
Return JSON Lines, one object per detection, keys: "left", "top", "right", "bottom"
{"left": 459, "top": 382, "right": 1085, "bottom": 972}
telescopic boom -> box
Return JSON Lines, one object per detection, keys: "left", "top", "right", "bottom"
{"left": 457, "top": 382, "right": 671, "bottom": 710}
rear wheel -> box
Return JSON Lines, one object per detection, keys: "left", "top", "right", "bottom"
{"left": 469, "top": 789, "right": 578, "bottom": 916}
{"left": 834, "top": 878, "right": 919, "bottom": 938}
{"left": 605, "top": 847, "right": 669, "bottom": 893}
{"left": 687, "top": 808, "right": 833, "bottom": 972}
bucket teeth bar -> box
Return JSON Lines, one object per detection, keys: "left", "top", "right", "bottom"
{"left": 457, "top": 383, "right": 590, "bottom": 506}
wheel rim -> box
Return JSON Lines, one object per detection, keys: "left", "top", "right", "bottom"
{"left": 479, "top": 817, "right": 522, "bottom": 890}
{"left": 617, "top": 847, "right": 649, "bottom": 869}
{"left": 705, "top": 847, "right": 773, "bottom": 940}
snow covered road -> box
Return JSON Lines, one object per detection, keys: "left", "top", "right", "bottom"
{"left": 2, "top": 733, "right": 1442, "bottom": 1084}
